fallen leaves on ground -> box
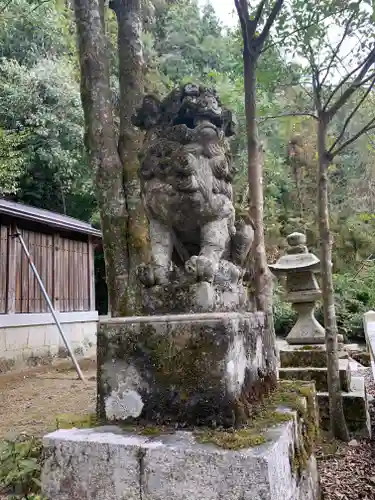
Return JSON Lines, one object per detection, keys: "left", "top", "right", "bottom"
{"left": 318, "top": 367, "right": 375, "bottom": 500}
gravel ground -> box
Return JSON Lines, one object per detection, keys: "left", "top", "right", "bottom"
{"left": 0, "top": 359, "right": 96, "bottom": 439}
{"left": 318, "top": 362, "right": 375, "bottom": 500}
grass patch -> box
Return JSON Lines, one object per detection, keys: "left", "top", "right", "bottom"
{"left": 55, "top": 412, "right": 98, "bottom": 430}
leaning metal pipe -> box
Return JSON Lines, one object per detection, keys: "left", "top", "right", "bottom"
{"left": 14, "top": 226, "right": 85, "bottom": 382}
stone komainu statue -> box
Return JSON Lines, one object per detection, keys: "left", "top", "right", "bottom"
{"left": 132, "top": 83, "right": 254, "bottom": 287}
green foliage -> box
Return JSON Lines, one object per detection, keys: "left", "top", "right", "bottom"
{"left": 0, "top": 435, "right": 43, "bottom": 498}
{"left": 331, "top": 268, "right": 375, "bottom": 341}
{"left": 0, "top": 56, "right": 94, "bottom": 217}
{"left": 0, "top": 0, "right": 70, "bottom": 66}
{"left": 0, "top": 0, "right": 94, "bottom": 221}
{"left": 0, "top": 128, "right": 30, "bottom": 195}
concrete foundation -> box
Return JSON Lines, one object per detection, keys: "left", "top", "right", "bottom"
{"left": 0, "top": 311, "right": 98, "bottom": 372}
{"left": 42, "top": 420, "right": 320, "bottom": 500}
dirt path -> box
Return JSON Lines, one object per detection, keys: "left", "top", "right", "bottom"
{"left": 0, "top": 359, "right": 97, "bottom": 438}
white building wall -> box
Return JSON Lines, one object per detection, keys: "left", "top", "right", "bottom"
{"left": 0, "top": 311, "right": 98, "bottom": 372}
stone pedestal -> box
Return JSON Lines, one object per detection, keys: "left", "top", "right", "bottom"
{"left": 98, "top": 312, "right": 277, "bottom": 428}
{"left": 42, "top": 420, "right": 320, "bottom": 500}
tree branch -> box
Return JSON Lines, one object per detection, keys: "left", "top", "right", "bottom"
{"left": 253, "top": 0, "right": 267, "bottom": 29}
{"left": 324, "top": 47, "right": 375, "bottom": 116}
{"left": 262, "top": 6, "right": 350, "bottom": 53}
{"left": 320, "top": 6, "right": 358, "bottom": 88}
{"left": 330, "top": 118, "right": 375, "bottom": 158}
{"left": 257, "top": 111, "right": 318, "bottom": 123}
{"left": 257, "top": 0, "right": 284, "bottom": 47}
{"left": 328, "top": 77, "right": 375, "bottom": 154}
{"left": 234, "top": 0, "right": 251, "bottom": 51}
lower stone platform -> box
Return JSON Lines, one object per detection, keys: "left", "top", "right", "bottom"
{"left": 42, "top": 422, "right": 320, "bottom": 500}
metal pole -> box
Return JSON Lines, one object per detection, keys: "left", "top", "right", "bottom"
{"left": 14, "top": 227, "right": 85, "bottom": 382}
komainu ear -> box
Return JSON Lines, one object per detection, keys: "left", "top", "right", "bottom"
{"left": 222, "top": 109, "right": 237, "bottom": 137}
{"left": 131, "top": 94, "right": 162, "bottom": 130}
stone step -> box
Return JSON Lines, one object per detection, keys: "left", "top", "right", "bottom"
{"left": 280, "top": 348, "right": 348, "bottom": 369}
{"left": 279, "top": 366, "right": 351, "bottom": 392}
{"left": 319, "top": 416, "right": 371, "bottom": 438}
{"left": 317, "top": 387, "right": 371, "bottom": 439}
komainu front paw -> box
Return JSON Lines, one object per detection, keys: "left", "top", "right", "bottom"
{"left": 185, "top": 255, "right": 215, "bottom": 282}
{"left": 137, "top": 263, "right": 169, "bottom": 287}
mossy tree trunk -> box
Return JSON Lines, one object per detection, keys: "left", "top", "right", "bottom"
{"left": 309, "top": 42, "right": 375, "bottom": 440}
{"left": 109, "top": 0, "right": 149, "bottom": 315}
{"left": 73, "top": 0, "right": 148, "bottom": 316}
{"left": 235, "top": 0, "right": 284, "bottom": 314}
{"left": 316, "top": 116, "right": 349, "bottom": 442}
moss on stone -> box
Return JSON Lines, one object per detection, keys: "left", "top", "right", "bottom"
{"left": 351, "top": 351, "right": 371, "bottom": 367}
{"left": 55, "top": 414, "right": 174, "bottom": 439}
{"left": 317, "top": 392, "right": 368, "bottom": 422}
{"left": 279, "top": 366, "right": 350, "bottom": 392}
{"left": 280, "top": 349, "right": 328, "bottom": 368}
{"left": 136, "top": 426, "right": 165, "bottom": 437}
{"left": 299, "top": 345, "right": 324, "bottom": 351}
{"left": 195, "top": 380, "right": 318, "bottom": 462}
{"left": 197, "top": 428, "right": 267, "bottom": 450}
{"left": 278, "top": 381, "right": 319, "bottom": 477}
{"left": 117, "top": 422, "right": 177, "bottom": 437}
{"left": 55, "top": 413, "right": 98, "bottom": 430}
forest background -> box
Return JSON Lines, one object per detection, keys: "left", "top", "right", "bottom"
{"left": 1, "top": 0, "right": 374, "bottom": 341}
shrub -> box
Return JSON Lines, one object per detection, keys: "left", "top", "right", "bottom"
{"left": 0, "top": 434, "right": 43, "bottom": 499}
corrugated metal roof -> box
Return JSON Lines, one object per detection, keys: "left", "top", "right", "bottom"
{"left": 0, "top": 199, "right": 102, "bottom": 237}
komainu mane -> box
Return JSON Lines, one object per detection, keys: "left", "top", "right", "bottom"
{"left": 132, "top": 83, "right": 254, "bottom": 287}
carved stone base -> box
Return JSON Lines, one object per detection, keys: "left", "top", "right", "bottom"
{"left": 140, "top": 259, "right": 255, "bottom": 315}
{"left": 97, "top": 312, "right": 277, "bottom": 428}
{"left": 142, "top": 281, "right": 253, "bottom": 315}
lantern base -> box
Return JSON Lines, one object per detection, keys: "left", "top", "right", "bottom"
{"left": 286, "top": 301, "right": 325, "bottom": 345}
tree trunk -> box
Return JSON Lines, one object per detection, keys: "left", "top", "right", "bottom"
{"left": 317, "top": 117, "right": 349, "bottom": 441}
{"left": 110, "top": 0, "right": 149, "bottom": 316}
{"left": 243, "top": 49, "right": 273, "bottom": 313}
{"left": 73, "top": 0, "right": 129, "bottom": 317}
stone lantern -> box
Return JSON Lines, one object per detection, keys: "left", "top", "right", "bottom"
{"left": 270, "top": 232, "right": 325, "bottom": 345}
